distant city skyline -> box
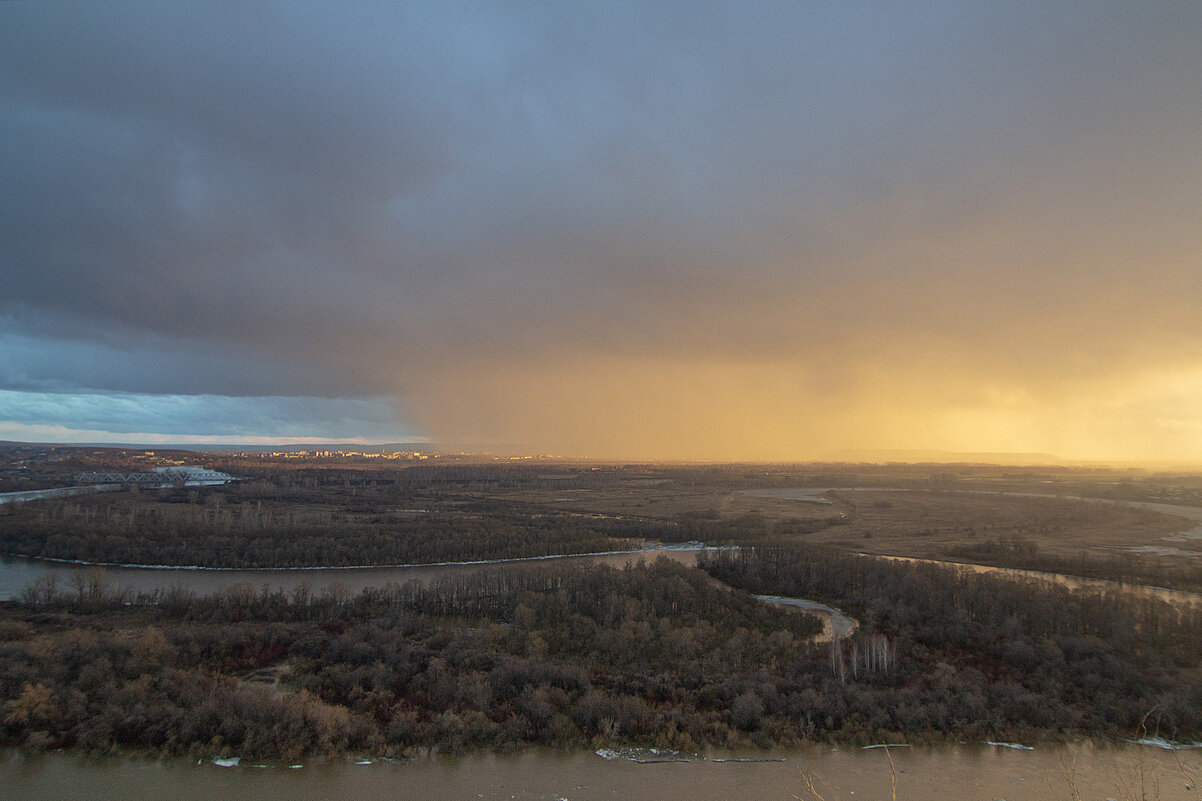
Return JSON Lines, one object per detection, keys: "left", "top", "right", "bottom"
{"left": 4, "top": 3, "right": 1202, "bottom": 464}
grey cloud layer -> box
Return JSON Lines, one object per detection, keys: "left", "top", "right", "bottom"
{"left": 3, "top": 2, "right": 1201, "bottom": 448}
{"left": 0, "top": 390, "right": 405, "bottom": 441}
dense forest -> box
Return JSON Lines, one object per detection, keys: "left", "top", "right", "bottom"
{"left": 0, "top": 475, "right": 682, "bottom": 567}
{"left": 2, "top": 560, "right": 821, "bottom": 757}
{"left": 3, "top": 554, "right": 1200, "bottom": 760}
{"left": 700, "top": 546, "right": 1202, "bottom": 741}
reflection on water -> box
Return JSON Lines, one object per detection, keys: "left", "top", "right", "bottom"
{"left": 872, "top": 553, "right": 1202, "bottom": 608}
{"left": 0, "top": 548, "right": 707, "bottom": 601}
{"left": 4, "top": 742, "right": 1201, "bottom": 801}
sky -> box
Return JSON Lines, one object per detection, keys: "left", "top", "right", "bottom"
{"left": 2, "top": 2, "right": 1202, "bottom": 462}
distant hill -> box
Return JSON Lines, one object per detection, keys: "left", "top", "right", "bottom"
{"left": 825, "top": 449, "right": 1065, "bottom": 466}
{"left": 164, "top": 442, "right": 437, "bottom": 454}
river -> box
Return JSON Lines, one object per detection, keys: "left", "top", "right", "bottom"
{"left": 868, "top": 553, "right": 1202, "bottom": 609}
{"left": 0, "top": 485, "right": 120, "bottom": 505}
{"left": 0, "top": 547, "right": 712, "bottom": 601}
{"left": 4, "top": 742, "right": 1201, "bottom": 800}
{"left": 6, "top": 542, "right": 1200, "bottom": 610}
{"left": 753, "top": 595, "right": 858, "bottom": 639}
{"left": 0, "top": 479, "right": 233, "bottom": 506}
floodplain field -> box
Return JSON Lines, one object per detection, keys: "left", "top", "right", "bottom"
{"left": 3, "top": 446, "right": 1202, "bottom": 588}
{"left": 448, "top": 462, "right": 1202, "bottom": 591}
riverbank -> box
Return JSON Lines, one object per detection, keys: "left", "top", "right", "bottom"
{"left": 0, "top": 485, "right": 121, "bottom": 505}
{"left": 4, "top": 540, "right": 716, "bottom": 573}
{"left": 862, "top": 552, "right": 1202, "bottom": 608}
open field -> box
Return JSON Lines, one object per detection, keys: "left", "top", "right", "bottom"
{"left": 453, "top": 464, "right": 1202, "bottom": 589}
{"left": 476, "top": 474, "right": 1199, "bottom": 561}
{"left": 750, "top": 488, "right": 1190, "bottom": 560}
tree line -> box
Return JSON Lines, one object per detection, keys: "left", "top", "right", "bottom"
{"left": 0, "top": 477, "right": 681, "bottom": 568}
{"left": 700, "top": 545, "right": 1202, "bottom": 741}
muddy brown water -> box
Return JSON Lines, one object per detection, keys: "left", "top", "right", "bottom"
{"left": 4, "top": 743, "right": 1201, "bottom": 800}
{"left": 5, "top": 542, "right": 1200, "bottom": 610}
{"left": 0, "top": 547, "right": 709, "bottom": 601}
{"left": 867, "top": 554, "right": 1202, "bottom": 608}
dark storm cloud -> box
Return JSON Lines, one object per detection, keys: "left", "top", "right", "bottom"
{"left": 2, "top": 2, "right": 1201, "bottom": 455}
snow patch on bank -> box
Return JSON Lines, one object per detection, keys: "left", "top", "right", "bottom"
{"left": 595, "top": 748, "right": 698, "bottom": 763}
{"left": 1126, "top": 737, "right": 1202, "bottom": 750}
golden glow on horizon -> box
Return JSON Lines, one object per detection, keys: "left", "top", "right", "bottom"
{"left": 397, "top": 356, "right": 1202, "bottom": 466}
